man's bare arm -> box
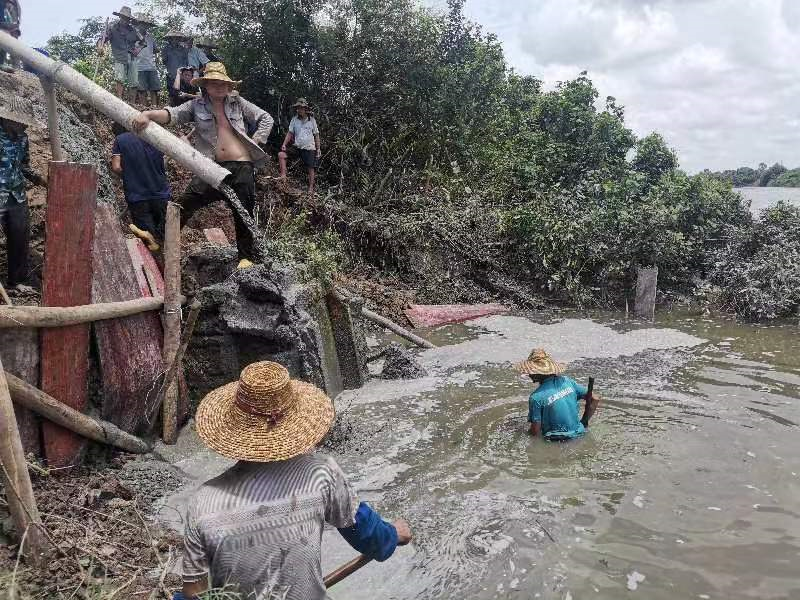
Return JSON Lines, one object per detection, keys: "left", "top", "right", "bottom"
{"left": 132, "top": 109, "right": 171, "bottom": 132}
{"left": 529, "top": 422, "right": 541, "bottom": 437}
{"left": 111, "top": 155, "right": 122, "bottom": 175}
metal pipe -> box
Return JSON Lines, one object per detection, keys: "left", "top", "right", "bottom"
{"left": 38, "top": 76, "right": 65, "bottom": 161}
{"left": 0, "top": 31, "right": 230, "bottom": 189}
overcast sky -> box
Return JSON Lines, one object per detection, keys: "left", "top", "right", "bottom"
{"left": 21, "top": 0, "right": 800, "bottom": 172}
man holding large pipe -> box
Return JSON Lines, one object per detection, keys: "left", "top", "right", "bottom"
{"left": 172, "top": 361, "right": 412, "bottom": 600}
{"left": 133, "top": 62, "right": 272, "bottom": 269}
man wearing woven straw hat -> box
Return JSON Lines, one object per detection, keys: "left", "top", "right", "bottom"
{"left": 103, "top": 6, "right": 143, "bottom": 100}
{"left": 516, "top": 349, "right": 601, "bottom": 440}
{"left": 279, "top": 98, "right": 322, "bottom": 196}
{"left": 0, "top": 96, "right": 45, "bottom": 293}
{"left": 133, "top": 62, "right": 274, "bottom": 269}
{"left": 175, "top": 361, "right": 412, "bottom": 599}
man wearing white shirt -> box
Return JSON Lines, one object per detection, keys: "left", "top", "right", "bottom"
{"left": 279, "top": 98, "right": 321, "bottom": 196}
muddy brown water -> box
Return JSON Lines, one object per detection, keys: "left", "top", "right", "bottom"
{"left": 318, "top": 312, "right": 800, "bottom": 600}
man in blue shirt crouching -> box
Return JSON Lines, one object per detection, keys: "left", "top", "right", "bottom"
{"left": 516, "top": 348, "right": 601, "bottom": 440}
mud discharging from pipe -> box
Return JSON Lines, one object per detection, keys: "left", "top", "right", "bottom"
{"left": 218, "top": 183, "right": 268, "bottom": 264}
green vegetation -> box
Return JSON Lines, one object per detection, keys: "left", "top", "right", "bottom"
{"left": 770, "top": 168, "right": 800, "bottom": 187}
{"left": 706, "top": 162, "right": 800, "bottom": 187}
{"left": 708, "top": 202, "right": 800, "bottom": 320}
{"left": 46, "top": 0, "right": 798, "bottom": 320}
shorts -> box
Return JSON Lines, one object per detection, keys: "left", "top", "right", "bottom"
{"left": 298, "top": 148, "right": 319, "bottom": 169}
{"left": 112, "top": 58, "right": 138, "bottom": 87}
{"left": 137, "top": 70, "right": 161, "bottom": 92}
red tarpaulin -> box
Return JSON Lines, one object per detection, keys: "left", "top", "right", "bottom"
{"left": 404, "top": 303, "right": 509, "bottom": 328}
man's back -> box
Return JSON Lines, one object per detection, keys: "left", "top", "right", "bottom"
{"left": 529, "top": 375, "right": 586, "bottom": 439}
{"left": 111, "top": 132, "right": 170, "bottom": 203}
{"left": 182, "top": 454, "right": 357, "bottom": 600}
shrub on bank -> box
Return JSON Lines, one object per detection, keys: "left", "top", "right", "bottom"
{"left": 708, "top": 202, "right": 800, "bottom": 321}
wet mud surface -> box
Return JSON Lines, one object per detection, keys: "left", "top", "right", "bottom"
{"left": 319, "top": 312, "right": 800, "bottom": 600}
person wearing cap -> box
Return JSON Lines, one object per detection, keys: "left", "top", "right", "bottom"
{"left": 104, "top": 6, "right": 143, "bottom": 100}
{"left": 195, "top": 37, "right": 221, "bottom": 63}
{"left": 162, "top": 31, "right": 190, "bottom": 104}
{"left": 0, "top": 97, "right": 45, "bottom": 292}
{"left": 516, "top": 348, "right": 601, "bottom": 440}
{"left": 132, "top": 13, "right": 160, "bottom": 106}
{"left": 170, "top": 66, "right": 199, "bottom": 107}
{"left": 174, "top": 361, "right": 412, "bottom": 600}
{"left": 133, "top": 62, "right": 274, "bottom": 269}
{"left": 279, "top": 98, "right": 321, "bottom": 196}
{"left": 110, "top": 122, "right": 170, "bottom": 252}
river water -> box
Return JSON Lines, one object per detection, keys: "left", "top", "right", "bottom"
{"left": 321, "top": 312, "right": 800, "bottom": 600}
{"left": 736, "top": 186, "right": 800, "bottom": 215}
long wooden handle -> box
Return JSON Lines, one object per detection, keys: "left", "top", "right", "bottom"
{"left": 324, "top": 554, "right": 373, "bottom": 588}
{"left": 587, "top": 377, "right": 595, "bottom": 397}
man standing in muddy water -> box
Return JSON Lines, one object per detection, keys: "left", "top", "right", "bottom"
{"left": 133, "top": 62, "right": 273, "bottom": 269}
{"left": 516, "top": 348, "right": 601, "bottom": 440}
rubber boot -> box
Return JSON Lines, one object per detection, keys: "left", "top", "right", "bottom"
{"left": 129, "top": 224, "right": 160, "bottom": 252}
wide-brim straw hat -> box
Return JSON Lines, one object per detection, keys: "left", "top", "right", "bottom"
{"left": 0, "top": 96, "right": 40, "bottom": 128}
{"left": 113, "top": 6, "right": 134, "bottom": 19}
{"left": 191, "top": 61, "right": 241, "bottom": 87}
{"left": 195, "top": 361, "right": 335, "bottom": 462}
{"left": 292, "top": 97, "right": 311, "bottom": 109}
{"left": 515, "top": 348, "right": 565, "bottom": 376}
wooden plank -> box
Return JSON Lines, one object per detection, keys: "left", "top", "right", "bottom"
{"left": 41, "top": 161, "right": 97, "bottom": 469}
{"left": 0, "top": 329, "right": 40, "bottom": 455}
{"left": 126, "top": 238, "right": 153, "bottom": 298}
{"left": 634, "top": 266, "right": 658, "bottom": 320}
{"left": 126, "top": 238, "right": 190, "bottom": 423}
{"left": 92, "top": 203, "right": 164, "bottom": 434}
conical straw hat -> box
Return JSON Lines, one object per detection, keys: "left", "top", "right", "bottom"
{"left": 195, "top": 361, "right": 334, "bottom": 462}
{"left": 514, "top": 348, "right": 564, "bottom": 376}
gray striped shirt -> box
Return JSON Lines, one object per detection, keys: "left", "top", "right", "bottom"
{"left": 183, "top": 453, "right": 358, "bottom": 599}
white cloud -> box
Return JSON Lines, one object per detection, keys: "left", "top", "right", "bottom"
{"left": 461, "top": 0, "right": 800, "bottom": 172}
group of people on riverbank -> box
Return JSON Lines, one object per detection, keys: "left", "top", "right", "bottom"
{"left": 100, "top": 5, "right": 220, "bottom": 106}
{"left": 121, "top": 62, "right": 321, "bottom": 267}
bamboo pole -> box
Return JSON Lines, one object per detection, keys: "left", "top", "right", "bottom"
{"left": 361, "top": 307, "right": 435, "bottom": 349}
{"left": 162, "top": 203, "right": 181, "bottom": 444}
{"left": 334, "top": 289, "right": 435, "bottom": 349}
{"left": 155, "top": 299, "right": 201, "bottom": 416}
{"left": 39, "top": 76, "right": 65, "bottom": 162}
{"left": 0, "top": 296, "right": 171, "bottom": 329}
{"left": 0, "top": 357, "right": 45, "bottom": 563}
{"left": 6, "top": 372, "right": 150, "bottom": 454}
